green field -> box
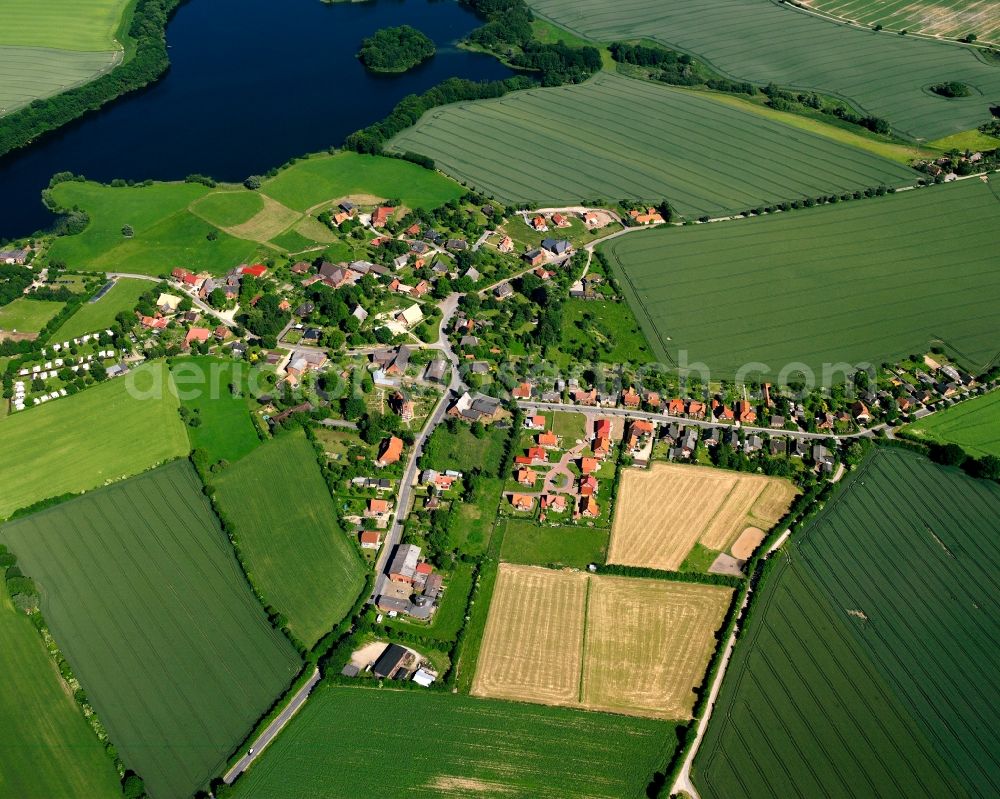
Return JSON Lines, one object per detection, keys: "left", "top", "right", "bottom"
{"left": 0, "top": 361, "right": 188, "bottom": 519}
{"left": 500, "top": 518, "right": 610, "bottom": 569}
{"left": 603, "top": 179, "right": 1000, "bottom": 378}
{"left": 189, "top": 190, "right": 265, "bottom": 228}
{"left": 46, "top": 181, "right": 259, "bottom": 276}
{"left": 527, "top": 0, "right": 1000, "bottom": 140}
{"left": 1, "top": 461, "right": 301, "bottom": 799}
{"left": 903, "top": 390, "right": 1000, "bottom": 457}
{"left": 171, "top": 356, "right": 261, "bottom": 463}
{"left": 0, "top": 578, "right": 122, "bottom": 799}
{"left": 46, "top": 153, "right": 463, "bottom": 275}
{"left": 420, "top": 423, "right": 508, "bottom": 476}
{"left": 0, "top": 0, "right": 131, "bottom": 115}
{"left": 389, "top": 72, "right": 917, "bottom": 216}
{"left": 694, "top": 447, "right": 1000, "bottom": 798}
{"left": 262, "top": 152, "right": 463, "bottom": 212}
{"left": 0, "top": 298, "right": 65, "bottom": 333}
{"left": 53, "top": 278, "right": 148, "bottom": 340}
{"left": 232, "top": 685, "right": 675, "bottom": 799}
{"left": 558, "top": 296, "right": 654, "bottom": 366}
{"left": 212, "top": 430, "right": 367, "bottom": 648}
{"left": 805, "top": 0, "right": 999, "bottom": 45}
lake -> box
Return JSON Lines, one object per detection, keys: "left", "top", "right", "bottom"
{"left": 0, "top": 0, "right": 512, "bottom": 239}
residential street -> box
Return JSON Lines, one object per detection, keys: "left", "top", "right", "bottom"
{"left": 105, "top": 272, "right": 238, "bottom": 328}
{"left": 222, "top": 666, "right": 320, "bottom": 785}
{"left": 370, "top": 294, "right": 465, "bottom": 599}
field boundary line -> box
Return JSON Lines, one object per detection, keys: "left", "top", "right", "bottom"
{"left": 577, "top": 574, "right": 592, "bottom": 703}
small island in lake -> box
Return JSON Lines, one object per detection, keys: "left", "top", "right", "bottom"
{"left": 358, "top": 25, "right": 436, "bottom": 73}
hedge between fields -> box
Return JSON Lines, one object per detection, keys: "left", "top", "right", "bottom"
{"left": 0, "top": 0, "right": 185, "bottom": 159}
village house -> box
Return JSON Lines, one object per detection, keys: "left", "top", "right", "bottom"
{"left": 424, "top": 358, "right": 446, "bottom": 383}
{"left": 738, "top": 400, "right": 757, "bottom": 424}
{"left": 622, "top": 386, "right": 641, "bottom": 408}
{"left": 360, "top": 530, "right": 381, "bottom": 550}
{"left": 541, "top": 238, "right": 571, "bottom": 257}
{"left": 447, "top": 392, "right": 502, "bottom": 423}
{"left": 376, "top": 436, "right": 404, "bottom": 467}
{"left": 372, "top": 206, "right": 394, "bottom": 228}
{"left": 551, "top": 212, "right": 571, "bottom": 228}
{"left": 372, "top": 346, "right": 411, "bottom": 376}
{"left": 525, "top": 414, "right": 546, "bottom": 430}
{"left": 494, "top": 283, "right": 514, "bottom": 299}
{"left": 239, "top": 263, "right": 268, "bottom": 279}
{"left": 390, "top": 390, "right": 415, "bottom": 421}
{"left": 624, "top": 419, "right": 654, "bottom": 451}
{"left": 537, "top": 430, "right": 559, "bottom": 448}
{"left": 498, "top": 235, "right": 514, "bottom": 253}
{"left": 396, "top": 304, "right": 424, "bottom": 328}
{"left": 516, "top": 468, "right": 537, "bottom": 486}
{"left": 388, "top": 544, "right": 421, "bottom": 584}
{"left": 579, "top": 495, "right": 600, "bottom": 518}
{"left": 580, "top": 456, "right": 598, "bottom": 475}
{"left": 0, "top": 248, "right": 30, "bottom": 264}
{"left": 512, "top": 381, "right": 533, "bottom": 400}
{"left": 365, "top": 499, "right": 391, "bottom": 520}
{"left": 523, "top": 249, "right": 546, "bottom": 268}
{"left": 530, "top": 215, "right": 548, "bottom": 231}
{"left": 183, "top": 327, "right": 212, "bottom": 349}
{"left": 629, "top": 208, "right": 665, "bottom": 225}
{"left": 157, "top": 293, "right": 183, "bottom": 314}
{"left": 510, "top": 493, "right": 535, "bottom": 511}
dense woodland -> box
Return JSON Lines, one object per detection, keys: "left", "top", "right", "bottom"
{"left": 357, "top": 25, "right": 436, "bottom": 73}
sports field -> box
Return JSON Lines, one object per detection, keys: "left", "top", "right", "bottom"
{"left": 171, "top": 356, "right": 261, "bottom": 463}
{"left": 610, "top": 463, "right": 797, "bottom": 571}
{"left": 1, "top": 461, "right": 302, "bottom": 799}
{"left": 0, "top": 361, "right": 188, "bottom": 519}
{"left": 527, "top": 0, "right": 1000, "bottom": 140}
{"left": 388, "top": 72, "right": 916, "bottom": 216}
{"left": 804, "top": 0, "right": 1000, "bottom": 45}
{"left": 0, "top": 577, "right": 122, "bottom": 799}
{"left": 603, "top": 178, "right": 1000, "bottom": 378}
{"left": 212, "top": 430, "right": 367, "bottom": 648}
{"left": 0, "top": 298, "right": 65, "bottom": 333}
{"left": 0, "top": 0, "right": 130, "bottom": 115}
{"left": 473, "top": 564, "right": 732, "bottom": 718}
{"left": 53, "top": 278, "right": 148, "bottom": 340}
{"left": 694, "top": 447, "right": 1000, "bottom": 799}
{"left": 903, "top": 389, "right": 1000, "bottom": 457}
{"left": 232, "top": 685, "right": 675, "bottom": 799}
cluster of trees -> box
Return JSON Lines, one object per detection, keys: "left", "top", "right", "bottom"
{"left": 0, "top": 265, "right": 34, "bottom": 306}
{"left": 357, "top": 25, "right": 436, "bottom": 73}
{"left": 762, "top": 83, "right": 891, "bottom": 134}
{"left": 0, "top": 0, "right": 182, "bottom": 158}
{"left": 926, "top": 441, "right": 1000, "bottom": 482}
{"left": 930, "top": 81, "right": 971, "bottom": 98}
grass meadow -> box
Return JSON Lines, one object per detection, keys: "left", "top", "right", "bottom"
{"left": 695, "top": 447, "right": 1000, "bottom": 798}
{"left": 261, "top": 152, "right": 463, "bottom": 212}
{"left": 389, "top": 72, "right": 916, "bottom": 216}
{"left": 171, "top": 356, "right": 261, "bottom": 463}
{"left": 420, "top": 423, "right": 508, "bottom": 476}
{"left": 0, "top": 578, "right": 122, "bottom": 799}
{"left": 557, "top": 296, "right": 654, "bottom": 366}
{"left": 211, "top": 429, "right": 367, "bottom": 648}
{"left": 603, "top": 179, "right": 1000, "bottom": 378}
{"left": 0, "top": 461, "right": 301, "bottom": 799}
{"left": 500, "top": 518, "right": 609, "bottom": 569}
{"left": 46, "top": 153, "right": 463, "bottom": 275}
{"left": 0, "top": 361, "right": 188, "bottom": 519}
{"left": 805, "top": 0, "right": 999, "bottom": 45}
{"left": 231, "top": 684, "right": 676, "bottom": 799}
{"left": 903, "top": 389, "right": 1000, "bottom": 457}
{"left": 53, "top": 277, "right": 148, "bottom": 340}
{"left": 0, "top": 298, "right": 65, "bottom": 333}
{"left": 527, "top": 0, "right": 1000, "bottom": 140}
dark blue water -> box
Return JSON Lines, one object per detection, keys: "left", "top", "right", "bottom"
{"left": 0, "top": 0, "right": 511, "bottom": 239}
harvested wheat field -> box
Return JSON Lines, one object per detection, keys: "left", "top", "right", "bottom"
{"left": 730, "top": 527, "right": 766, "bottom": 561}
{"left": 583, "top": 577, "right": 732, "bottom": 718}
{"left": 609, "top": 464, "right": 797, "bottom": 571}
{"left": 472, "top": 564, "right": 587, "bottom": 706}
{"left": 474, "top": 564, "right": 731, "bottom": 719}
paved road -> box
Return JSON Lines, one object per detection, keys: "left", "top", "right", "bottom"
{"left": 223, "top": 666, "right": 320, "bottom": 784}
{"left": 671, "top": 529, "right": 791, "bottom": 799}
{"left": 370, "top": 294, "right": 466, "bottom": 600}
{"left": 105, "top": 272, "right": 239, "bottom": 329}
{"left": 517, "top": 400, "right": 879, "bottom": 441}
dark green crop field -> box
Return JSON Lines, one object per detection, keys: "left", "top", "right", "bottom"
{"left": 527, "top": 0, "right": 1000, "bottom": 140}
{"left": 212, "top": 429, "right": 367, "bottom": 649}
{"left": 232, "top": 685, "right": 676, "bottom": 799}
{"left": 389, "top": 72, "right": 916, "bottom": 216}
{"left": 603, "top": 179, "right": 1000, "bottom": 379}
{"left": 0, "top": 461, "right": 301, "bottom": 799}
{"left": 694, "top": 447, "right": 1000, "bottom": 799}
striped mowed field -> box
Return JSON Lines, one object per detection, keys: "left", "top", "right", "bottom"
{"left": 602, "top": 178, "right": 1000, "bottom": 379}
{"left": 0, "top": 461, "right": 302, "bottom": 799}
{"left": 0, "top": 0, "right": 130, "bottom": 115}
{"left": 527, "top": 0, "right": 1000, "bottom": 140}
{"left": 695, "top": 448, "right": 1000, "bottom": 799}
{"left": 389, "top": 72, "right": 917, "bottom": 217}
{"left": 802, "top": 0, "right": 1000, "bottom": 46}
